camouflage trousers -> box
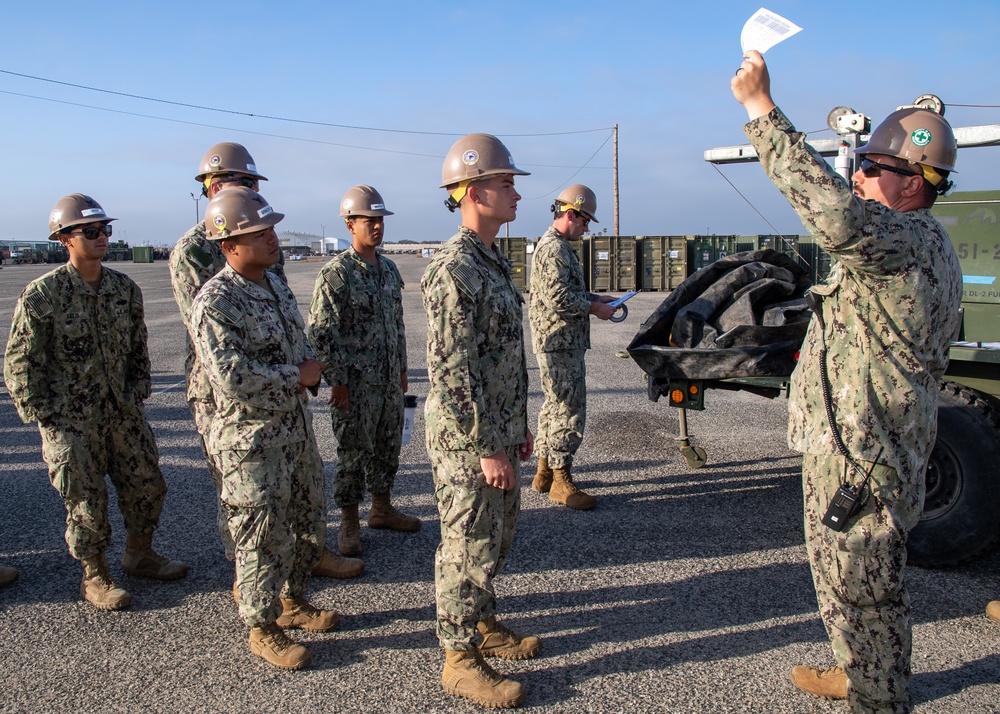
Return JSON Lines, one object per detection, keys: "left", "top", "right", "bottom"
{"left": 803, "top": 453, "right": 920, "bottom": 714}
{"left": 190, "top": 398, "right": 235, "bottom": 561}
{"left": 38, "top": 402, "right": 166, "bottom": 561}
{"left": 535, "top": 349, "right": 587, "bottom": 469}
{"left": 430, "top": 444, "right": 521, "bottom": 650}
{"left": 331, "top": 376, "right": 404, "bottom": 507}
{"left": 217, "top": 440, "right": 326, "bottom": 628}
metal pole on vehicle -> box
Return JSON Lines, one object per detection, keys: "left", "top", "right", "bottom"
{"left": 190, "top": 192, "right": 201, "bottom": 224}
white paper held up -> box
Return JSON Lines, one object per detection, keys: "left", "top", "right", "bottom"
{"left": 740, "top": 8, "right": 802, "bottom": 54}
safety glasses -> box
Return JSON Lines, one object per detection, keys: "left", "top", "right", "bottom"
{"left": 859, "top": 157, "right": 919, "bottom": 179}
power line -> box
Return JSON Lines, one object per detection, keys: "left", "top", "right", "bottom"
{"left": 0, "top": 89, "right": 441, "bottom": 159}
{"left": 523, "top": 130, "right": 615, "bottom": 201}
{"left": 0, "top": 68, "right": 613, "bottom": 138}
{"left": 1, "top": 88, "right": 615, "bottom": 171}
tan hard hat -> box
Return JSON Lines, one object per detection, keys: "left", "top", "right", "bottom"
{"left": 195, "top": 142, "right": 269, "bottom": 182}
{"left": 48, "top": 194, "right": 117, "bottom": 240}
{"left": 340, "top": 185, "right": 394, "bottom": 218}
{"left": 856, "top": 107, "right": 957, "bottom": 178}
{"left": 553, "top": 184, "right": 599, "bottom": 223}
{"left": 204, "top": 186, "right": 284, "bottom": 240}
{"left": 440, "top": 133, "right": 529, "bottom": 189}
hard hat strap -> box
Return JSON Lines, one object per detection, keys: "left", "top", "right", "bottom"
{"left": 449, "top": 180, "right": 473, "bottom": 207}
{"left": 919, "top": 163, "right": 945, "bottom": 187}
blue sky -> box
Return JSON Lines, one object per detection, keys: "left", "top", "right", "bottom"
{"left": 2, "top": 1, "right": 998, "bottom": 247}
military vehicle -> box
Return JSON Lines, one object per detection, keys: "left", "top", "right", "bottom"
{"left": 916, "top": 190, "right": 1000, "bottom": 565}
{"left": 103, "top": 240, "right": 132, "bottom": 261}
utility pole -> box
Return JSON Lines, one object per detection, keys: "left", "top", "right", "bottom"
{"left": 613, "top": 123, "right": 620, "bottom": 236}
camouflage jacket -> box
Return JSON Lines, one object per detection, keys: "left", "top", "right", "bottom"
{"left": 307, "top": 246, "right": 407, "bottom": 387}
{"left": 529, "top": 226, "right": 598, "bottom": 353}
{"left": 190, "top": 264, "right": 315, "bottom": 452}
{"left": 169, "top": 220, "right": 285, "bottom": 402}
{"left": 421, "top": 226, "right": 529, "bottom": 456}
{"left": 746, "top": 107, "right": 963, "bottom": 478}
{"left": 4, "top": 264, "right": 151, "bottom": 424}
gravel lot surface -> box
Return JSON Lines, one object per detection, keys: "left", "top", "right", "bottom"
{"left": 1, "top": 255, "right": 997, "bottom": 713}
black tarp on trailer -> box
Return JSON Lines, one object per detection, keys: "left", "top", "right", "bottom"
{"left": 627, "top": 249, "right": 812, "bottom": 393}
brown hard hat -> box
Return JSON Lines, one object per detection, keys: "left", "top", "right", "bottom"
{"left": 340, "top": 185, "right": 394, "bottom": 218}
{"left": 48, "top": 194, "right": 117, "bottom": 240}
{"left": 856, "top": 107, "right": 957, "bottom": 175}
{"left": 554, "top": 184, "right": 599, "bottom": 223}
{"left": 440, "top": 133, "right": 529, "bottom": 189}
{"left": 205, "top": 186, "right": 284, "bottom": 240}
{"left": 195, "top": 142, "right": 269, "bottom": 182}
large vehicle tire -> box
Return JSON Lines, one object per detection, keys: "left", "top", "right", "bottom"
{"left": 907, "top": 381, "right": 1000, "bottom": 567}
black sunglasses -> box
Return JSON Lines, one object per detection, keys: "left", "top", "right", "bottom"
{"left": 859, "top": 157, "right": 919, "bottom": 179}
{"left": 66, "top": 224, "right": 113, "bottom": 240}
{"left": 572, "top": 210, "right": 591, "bottom": 227}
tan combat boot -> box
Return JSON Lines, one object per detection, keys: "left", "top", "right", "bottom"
{"left": 549, "top": 467, "right": 596, "bottom": 511}
{"left": 790, "top": 665, "right": 848, "bottom": 700}
{"left": 248, "top": 622, "right": 311, "bottom": 670}
{"left": 339, "top": 505, "right": 362, "bottom": 556}
{"left": 276, "top": 596, "right": 340, "bottom": 632}
{"left": 368, "top": 492, "right": 421, "bottom": 532}
{"left": 122, "top": 533, "right": 188, "bottom": 580}
{"left": 477, "top": 616, "right": 542, "bottom": 660}
{"left": 80, "top": 554, "right": 131, "bottom": 610}
{"left": 987, "top": 600, "right": 1000, "bottom": 624}
{"left": 441, "top": 647, "right": 525, "bottom": 709}
{"left": 531, "top": 456, "right": 553, "bottom": 494}
{"left": 0, "top": 565, "right": 18, "bottom": 588}
{"left": 312, "top": 547, "right": 364, "bottom": 579}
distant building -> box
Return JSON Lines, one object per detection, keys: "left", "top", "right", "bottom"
{"left": 279, "top": 231, "right": 349, "bottom": 255}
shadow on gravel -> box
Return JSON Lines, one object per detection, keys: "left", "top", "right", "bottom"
{"left": 511, "top": 562, "right": 820, "bottom": 640}
{"left": 520, "top": 619, "right": 829, "bottom": 707}
{"left": 514, "top": 468, "right": 804, "bottom": 563}
{"left": 910, "top": 654, "right": 1000, "bottom": 705}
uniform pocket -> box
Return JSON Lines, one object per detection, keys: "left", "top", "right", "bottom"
{"left": 830, "top": 504, "right": 904, "bottom": 608}
{"left": 218, "top": 450, "right": 272, "bottom": 508}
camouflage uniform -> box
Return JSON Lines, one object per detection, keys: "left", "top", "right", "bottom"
{"left": 191, "top": 265, "right": 324, "bottom": 628}
{"left": 169, "top": 221, "right": 286, "bottom": 560}
{"left": 421, "top": 227, "right": 529, "bottom": 650}
{"left": 746, "top": 107, "right": 963, "bottom": 713}
{"left": 4, "top": 264, "right": 167, "bottom": 561}
{"left": 529, "top": 226, "right": 598, "bottom": 469}
{"left": 307, "top": 247, "right": 407, "bottom": 507}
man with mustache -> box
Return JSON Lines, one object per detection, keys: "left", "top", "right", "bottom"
{"left": 732, "top": 51, "right": 963, "bottom": 713}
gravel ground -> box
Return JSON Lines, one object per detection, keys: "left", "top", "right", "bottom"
{"left": 1, "top": 256, "right": 997, "bottom": 714}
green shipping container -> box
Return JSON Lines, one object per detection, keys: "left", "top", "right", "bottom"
{"left": 588, "top": 236, "right": 637, "bottom": 292}
{"left": 754, "top": 234, "right": 800, "bottom": 262}
{"left": 687, "top": 235, "right": 743, "bottom": 273}
{"left": 639, "top": 235, "right": 689, "bottom": 291}
{"left": 132, "top": 246, "right": 154, "bottom": 263}
{"left": 496, "top": 236, "right": 528, "bottom": 291}
{"left": 794, "top": 236, "right": 833, "bottom": 286}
